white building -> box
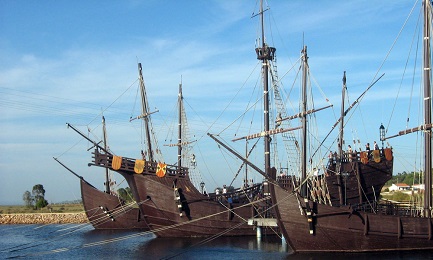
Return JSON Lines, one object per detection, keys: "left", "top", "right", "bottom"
{"left": 389, "top": 183, "right": 411, "bottom": 192}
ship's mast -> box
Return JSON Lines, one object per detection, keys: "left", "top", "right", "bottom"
{"left": 337, "top": 72, "right": 346, "bottom": 205}
{"left": 102, "top": 116, "right": 110, "bottom": 193}
{"left": 300, "top": 46, "right": 308, "bottom": 197}
{"left": 137, "top": 63, "right": 154, "bottom": 162}
{"left": 255, "top": 0, "right": 275, "bottom": 176}
{"left": 423, "top": 0, "right": 432, "bottom": 217}
{"left": 178, "top": 82, "right": 183, "bottom": 170}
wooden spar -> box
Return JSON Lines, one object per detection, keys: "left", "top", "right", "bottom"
{"left": 277, "top": 105, "right": 332, "bottom": 122}
{"left": 102, "top": 116, "right": 110, "bottom": 193}
{"left": 137, "top": 63, "right": 154, "bottom": 162}
{"left": 86, "top": 140, "right": 102, "bottom": 151}
{"left": 338, "top": 72, "right": 346, "bottom": 163}
{"left": 178, "top": 82, "right": 182, "bottom": 169}
{"left": 254, "top": 0, "right": 275, "bottom": 177}
{"left": 423, "top": 0, "right": 432, "bottom": 217}
{"left": 208, "top": 133, "right": 267, "bottom": 178}
{"left": 229, "top": 139, "right": 259, "bottom": 187}
{"left": 300, "top": 46, "right": 308, "bottom": 197}
{"left": 309, "top": 73, "right": 385, "bottom": 160}
{"left": 337, "top": 72, "right": 346, "bottom": 206}
{"left": 66, "top": 123, "right": 111, "bottom": 155}
{"left": 232, "top": 126, "right": 302, "bottom": 142}
{"left": 261, "top": 0, "right": 270, "bottom": 178}
{"left": 129, "top": 110, "right": 159, "bottom": 122}
{"left": 383, "top": 124, "right": 433, "bottom": 140}
{"left": 383, "top": 1, "right": 433, "bottom": 216}
{"left": 53, "top": 157, "right": 84, "bottom": 180}
{"left": 164, "top": 140, "right": 197, "bottom": 147}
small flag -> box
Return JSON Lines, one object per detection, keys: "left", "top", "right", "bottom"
{"left": 112, "top": 155, "right": 122, "bottom": 170}
{"left": 134, "top": 159, "right": 145, "bottom": 174}
{"left": 156, "top": 162, "right": 167, "bottom": 177}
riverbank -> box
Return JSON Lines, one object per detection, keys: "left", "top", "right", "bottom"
{"left": 0, "top": 213, "right": 88, "bottom": 224}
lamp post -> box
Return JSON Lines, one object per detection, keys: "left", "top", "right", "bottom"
{"left": 379, "top": 123, "right": 385, "bottom": 148}
{"left": 200, "top": 181, "right": 205, "bottom": 194}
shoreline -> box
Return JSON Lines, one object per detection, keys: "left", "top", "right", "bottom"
{"left": 0, "top": 213, "right": 88, "bottom": 224}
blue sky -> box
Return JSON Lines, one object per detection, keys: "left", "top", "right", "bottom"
{"left": 0, "top": 0, "right": 425, "bottom": 205}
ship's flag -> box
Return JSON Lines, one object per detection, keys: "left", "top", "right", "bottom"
{"left": 384, "top": 148, "right": 393, "bottom": 161}
{"left": 360, "top": 151, "right": 368, "bottom": 164}
{"left": 156, "top": 162, "right": 167, "bottom": 177}
{"left": 134, "top": 159, "right": 145, "bottom": 174}
{"left": 112, "top": 155, "right": 122, "bottom": 170}
{"left": 372, "top": 150, "right": 381, "bottom": 163}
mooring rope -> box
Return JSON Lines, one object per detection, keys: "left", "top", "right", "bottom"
{"left": 7, "top": 196, "right": 274, "bottom": 258}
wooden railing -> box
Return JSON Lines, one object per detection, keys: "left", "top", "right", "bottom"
{"left": 91, "top": 149, "right": 188, "bottom": 177}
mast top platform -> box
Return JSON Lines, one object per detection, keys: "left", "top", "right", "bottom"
{"left": 255, "top": 45, "right": 276, "bottom": 61}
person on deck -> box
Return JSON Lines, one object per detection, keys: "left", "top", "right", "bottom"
{"left": 328, "top": 151, "right": 333, "bottom": 165}
{"left": 347, "top": 145, "right": 353, "bottom": 162}
{"left": 365, "top": 143, "right": 371, "bottom": 158}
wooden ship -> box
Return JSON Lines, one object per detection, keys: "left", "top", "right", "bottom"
{"left": 278, "top": 69, "right": 393, "bottom": 208}
{"left": 68, "top": 63, "right": 272, "bottom": 237}
{"left": 270, "top": 0, "right": 433, "bottom": 252}
{"left": 79, "top": 178, "right": 148, "bottom": 230}
{"left": 54, "top": 158, "right": 148, "bottom": 230}
{"left": 56, "top": 117, "right": 148, "bottom": 230}
{"left": 207, "top": 0, "right": 395, "bottom": 245}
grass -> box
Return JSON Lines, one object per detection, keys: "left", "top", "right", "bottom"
{"left": 0, "top": 203, "right": 84, "bottom": 214}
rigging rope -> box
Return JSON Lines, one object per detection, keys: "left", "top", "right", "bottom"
{"left": 9, "top": 196, "right": 276, "bottom": 258}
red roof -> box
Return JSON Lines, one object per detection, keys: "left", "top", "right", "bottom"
{"left": 394, "top": 183, "right": 410, "bottom": 187}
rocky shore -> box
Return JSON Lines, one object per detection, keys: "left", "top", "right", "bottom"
{"left": 0, "top": 213, "right": 88, "bottom": 224}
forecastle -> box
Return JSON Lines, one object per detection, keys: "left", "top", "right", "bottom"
{"left": 0, "top": 213, "right": 88, "bottom": 224}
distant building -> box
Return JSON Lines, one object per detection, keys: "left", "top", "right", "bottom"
{"left": 412, "top": 184, "right": 425, "bottom": 191}
{"left": 389, "top": 183, "right": 411, "bottom": 192}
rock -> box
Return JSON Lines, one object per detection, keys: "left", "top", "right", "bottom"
{"left": 0, "top": 213, "right": 88, "bottom": 224}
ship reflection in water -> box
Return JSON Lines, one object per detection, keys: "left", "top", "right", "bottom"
{"left": 2, "top": 225, "right": 432, "bottom": 259}
{"left": 139, "top": 234, "right": 289, "bottom": 259}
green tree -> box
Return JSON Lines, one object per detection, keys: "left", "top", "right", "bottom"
{"left": 35, "top": 197, "right": 48, "bottom": 209}
{"left": 118, "top": 188, "right": 127, "bottom": 201}
{"left": 386, "top": 171, "right": 423, "bottom": 186}
{"left": 22, "top": 190, "right": 33, "bottom": 208}
{"left": 32, "top": 184, "right": 48, "bottom": 209}
{"left": 118, "top": 187, "right": 134, "bottom": 203}
{"left": 125, "top": 187, "right": 133, "bottom": 203}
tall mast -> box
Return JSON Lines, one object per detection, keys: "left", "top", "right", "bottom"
{"left": 245, "top": 141, "right": 248, "bottom": 186}
{"left": 423, "top": 0, "right": 432, "bottom": 217}
{"left": 102, "top": 115, "right": 110, "bottom": 194}
{"left": 138, "top": 63, "right": 154, "bottom": 162}
{"left": 300, "top": 46, "right": 308, "bottom": 197}
{"left": 337, "top": 72, "right": 346, "bottom": 205}
{"left": 255, "top": 0, "right": 275, "bottom": 176}
{"left": 338, "top": 72, "right": 346, "bottom": 163}
{"left": 178, "top": 82, "right": 183, "bottom": 170}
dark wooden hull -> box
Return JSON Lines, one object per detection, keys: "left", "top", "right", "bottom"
{"left": 91, "top": 150, "right": 264, "bottom": 237}
{"left": 270, "top": 182, "right": 433, "bottom": 253}
{"left": 279, "top": 149, "right": 393, "bottom": 207}
{"left": 121, "top": 172, "right": 259, "bottom": 237}
{"left": 325, "top": 149, "right": 393, "bottom": 206}
{"left": 80, "top": 179, "right": 149, "bottom": 230}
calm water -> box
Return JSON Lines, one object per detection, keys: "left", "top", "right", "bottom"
{"left": 0, "top": 224, "right": 431, "bottom": 259}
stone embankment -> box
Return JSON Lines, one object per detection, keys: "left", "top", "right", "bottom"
{"left": 0, "top": 213, "right": 88, "bottom": 224}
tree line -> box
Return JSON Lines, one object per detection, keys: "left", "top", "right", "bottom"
{"left": 22, "top": 184, "right": 135, "bottom": 209}
{"left": 22, "top": 184, "right": 48, "bottom": 210}
{"left": 385, "top": 171, "right": 422, "bottom": 186}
